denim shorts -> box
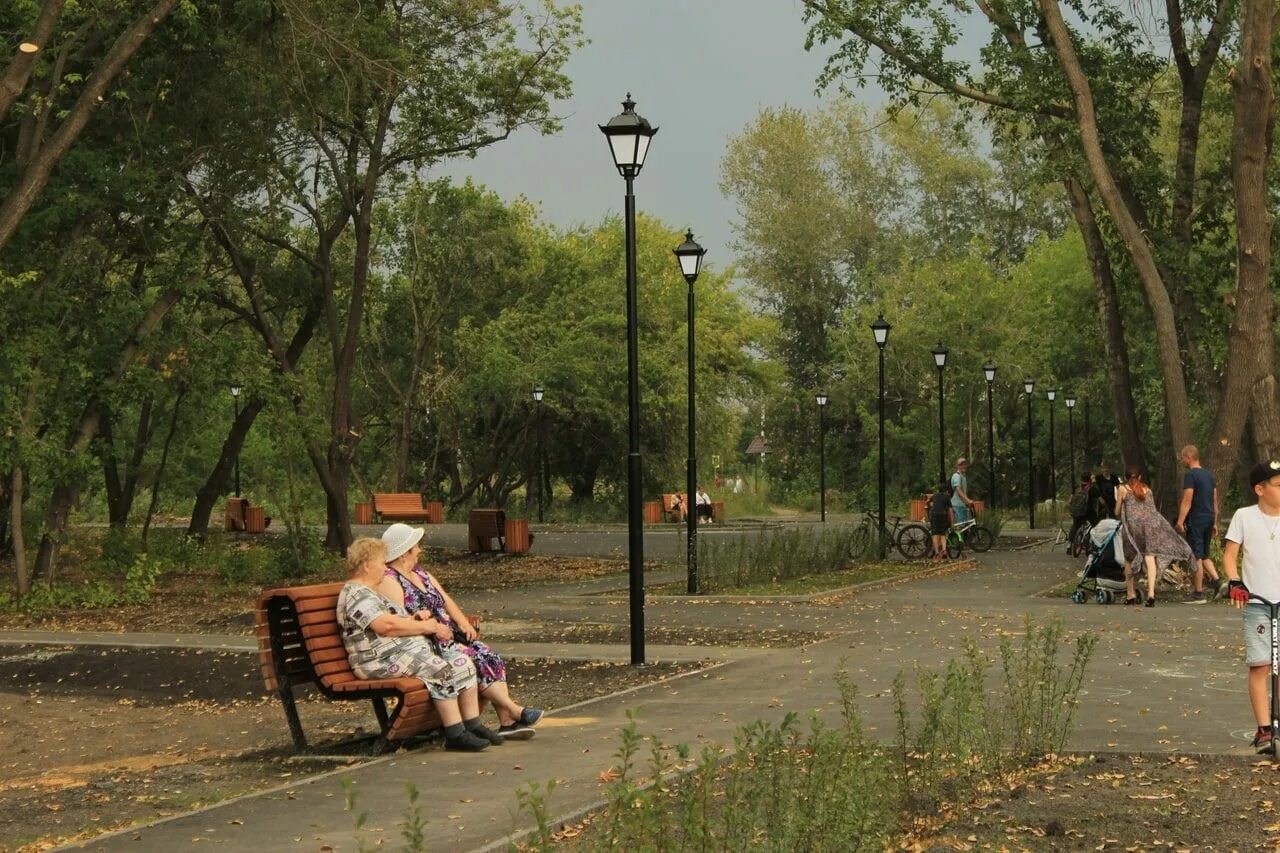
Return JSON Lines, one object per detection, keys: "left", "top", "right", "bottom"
{"left": 1245, "top": 603, "right": 1278, "bottom": 667}
{"left": 1184, "top": 515, "right": 1213, "bottom": 560}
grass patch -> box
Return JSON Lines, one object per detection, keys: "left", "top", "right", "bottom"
{"left": 651, "top": 560, "right": 925, "bottom": 596}
{"left": 496, "top": 616, "right": 1099, "bottom": 851}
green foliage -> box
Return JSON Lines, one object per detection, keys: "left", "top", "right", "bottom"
{"left": 693, "top": 524, "right": 863, "bottom": 593}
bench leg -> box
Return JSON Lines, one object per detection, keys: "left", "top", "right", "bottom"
{"left": 371, "top": 696, "right": 391, "bottom": 735}
{"left": 265, "top": 607, "right": 309, "bottom": 752}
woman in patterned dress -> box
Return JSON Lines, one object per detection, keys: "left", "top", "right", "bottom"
{"left": 376, "top": 523, "right": 544, "bottom": 740}
{"left": 1119, "top": 466, "right": 1193, "bottom": 607}
{"left": 337, "top": 538, "right": 503, "bottom": 751}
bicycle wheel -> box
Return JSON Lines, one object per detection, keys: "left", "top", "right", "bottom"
{"left": 966, "top": 525, "right": 995, "bottom": 553}
{"left": 946, "top": 533, "right": 963, "bottom": 559}
{"left": 848, "top": 522, "right": 873, "bottom": 561}
{"left": 896, "top": 524, "right": 931, "bottom": 560}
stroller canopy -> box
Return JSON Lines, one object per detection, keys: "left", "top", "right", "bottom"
{"left": 1090, "top": 518, "right": 1120, "bottom": 548}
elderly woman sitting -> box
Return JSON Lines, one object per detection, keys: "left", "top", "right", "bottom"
{"left": 377, "top": 523, "right": 543, "bottom": 739}
{"left": 338, "top": 537, "right": 503, "bottom": 751}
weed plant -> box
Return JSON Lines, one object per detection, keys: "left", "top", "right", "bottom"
{"left": 508, "top": 616, "right": 1095, "bottom": 851}
{"left": 976, "top": 508, "right": 1005, "bottom": 538}
{"left": 694, "top": 524, "right": 861, "bottom": 593}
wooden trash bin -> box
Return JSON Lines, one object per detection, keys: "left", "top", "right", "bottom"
{"left": 225, "top": 497, "right": 249, "bottom": 531}
{"left": 909, "top": 497, "right": 927, "bottom": 522}
{"left": 504, "top": 518, "right": 531, "bottom": 554}
{"left": 643, "top": 500, "right": 662, "bottom": 524}
{"left": 711, "top": 501, "right": 725, "bottom": 523}
{"left": 245, "top": 505, "right": 267, "bottom": 534}
{"left": 971, "top": 500, "right": 985, "bottom": 516}
{"left": 426, "top": 500, "right": 444, "bottom": 524}
{"left": 353, "top": 501, "right": 373, "bottom": 525}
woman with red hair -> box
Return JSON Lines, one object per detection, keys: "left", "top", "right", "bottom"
{"left": 1119, "top": 465, "right": 1193, "bottom": 606}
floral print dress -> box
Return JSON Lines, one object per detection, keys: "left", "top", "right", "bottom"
{"left": 387, "top": 565, "right": 508, "bottom": 690}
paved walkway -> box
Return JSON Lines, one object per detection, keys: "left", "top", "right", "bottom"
{"left": 41, "top": 542, "right": 1258, "bottom": 852}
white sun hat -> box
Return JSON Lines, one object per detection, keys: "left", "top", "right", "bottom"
{"left": 382, "top": 523, "right": 425, "bottom": 562}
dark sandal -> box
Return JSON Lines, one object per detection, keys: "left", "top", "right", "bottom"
{"left": 1123, "top": 597, "right": 1140, "bottom": 606}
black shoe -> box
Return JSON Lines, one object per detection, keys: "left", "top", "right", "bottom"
{"left": 1254, "top": 727, "right": 1274, "bottom": 753}
{"left": 445, "top": 730, "right": 490, "bottom": 752}
{"left": 1144, "top": 597, "right": 1156, "bottom": 608}
{"left": 1123, "top": 597, "right": 1140, "bottom": 606}
{"left": 467, "top": 723, "right": 505, "bottom": 745}
{"left": 498, "top": 708, "right": 543, "bottom": 741}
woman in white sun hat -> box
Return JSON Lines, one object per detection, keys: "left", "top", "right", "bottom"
{"left": 336, "top": 537, "right": 500, "bottom": 751}
{"left": 376, "top": 523, "right": 543, "bottom": 740}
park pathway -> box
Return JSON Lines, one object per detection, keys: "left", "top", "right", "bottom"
{"left": 46, "top": 544, "right": 1262, "bottom": 852}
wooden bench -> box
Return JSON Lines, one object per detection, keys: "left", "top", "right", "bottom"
{"left": 256, "top": 581, "right": 480, "bottom": 752}
{"left": 373, "top": 493, "right": 431, "bottom": 523}
{"left": 468, "top": 508, "right": 506, "bottom": 552}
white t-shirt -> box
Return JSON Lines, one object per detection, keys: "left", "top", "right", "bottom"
{"left": 696, "top": 491, "right": 710, "bottom": 506}
{"left": 1225, "top": 505, "right": 1280, "bottom": 603}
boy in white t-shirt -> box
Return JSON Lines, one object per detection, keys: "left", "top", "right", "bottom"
{"left": 1222, "top": 460, "right": 1280, "bottom": 753}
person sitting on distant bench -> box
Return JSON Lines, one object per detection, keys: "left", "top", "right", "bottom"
{"left": 695, "top": 485, "right": 713, "bottom": 521}
{"left": 669, "top": 494, "right": 686, "bottom": 522}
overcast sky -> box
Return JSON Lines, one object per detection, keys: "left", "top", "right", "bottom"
{"left": 443, "top": 0, "right": 855, "bottom": 270}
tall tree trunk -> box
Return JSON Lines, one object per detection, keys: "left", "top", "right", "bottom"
{"left": 1063, "top": 177, "right": 1146, "bottom": 469}
{"left": 1039, "top": 0, "right": 1193, "bottom": 466}
{"left": 10, "top": 466, "right": 28, "bottom": 599}
{"left": 187, "top": 397, "right": 264, "bottom": 537}
{"left": 1208, "top": 0, "right": 1279, "bottom": 488}
{"left": 142, "top": 389, "right": 184, "bottom": 542}
{"left": 100, "top": 398, "right": 153, "bottom": 526}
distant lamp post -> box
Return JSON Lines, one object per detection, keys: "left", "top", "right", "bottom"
{"left": 532, "top": 386, "right": 545, "bottom": 523}
{"left": 1046, "top": 388, "right": 1058, "bottom": 503}
{"left": 1065, "top": 393, "right": 1077, "bottom": 490}
{"left": 983, "top": 362, "right": 997, "bottom": 511}
{"left": 600, "top": 94, "right": 658, "bottom": 665}
{"left": 229, "top": 385, "right": 242, "bottom": 497}
{"left": 1024, "top": 379, "right": 1035, "bottom": 529}
{"left": 871, "top": 316, "right": 890, "bottom": 558}
{"left": 674, "top": 228, "right": 706, "bottom": 595}
{"left": 816, "top": 393, "right": 829, "bottom": 524}
{"left": 932, "top": 343, "right": 949, "bottom": 486}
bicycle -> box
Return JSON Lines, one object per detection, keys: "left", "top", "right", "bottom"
{"left": 940, "top": 516, "right": 995, "bottom": 558}
{"left": 852, "top": 508, "right": 932, "bottom": 560}
{"left": 1052, "top": 519, "right": 1093, "bottom": 557}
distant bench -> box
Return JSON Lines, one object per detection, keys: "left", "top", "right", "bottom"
{"left": 255, "top": 581, "right": 482, "bottom": 752}
{"left": 466, "top": 508, "right": 533, "bottom": 553}
{"left": 372, "top": 493, "right": 443, "bottom": 524}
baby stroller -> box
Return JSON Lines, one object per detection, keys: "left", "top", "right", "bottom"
{"left": 1071, "top": 518, "right": 1128, "bottom": 604}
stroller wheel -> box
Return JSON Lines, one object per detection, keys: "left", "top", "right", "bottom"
{"left": 1072, "top": 590, "right": 1086, "bottom": 604}
{"left": 1096, "top": 589, "right": 1109, "bottom": 605}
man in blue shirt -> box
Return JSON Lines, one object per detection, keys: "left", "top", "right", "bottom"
{"left": 950, "top": 458, "right": 976, "bottom": 523}
{"left": 1176, "top": 444, "right": 1221, "bottom": 603}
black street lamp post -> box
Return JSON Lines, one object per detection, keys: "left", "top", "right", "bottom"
{"left": 816, "top": 393, "right": 828, "bottom": 523}
{"left": 674, "top": 229, "right": 706, "bottom": 595}
{"left": 532, "top": 386, "right": 545, "bottom": 523}
{"left": 1047, "top": 388, "right": 1058, "bottom": 503}
{"left": 983, "top": 362, "right": 996, "bottom": 510}
{"left": 871, "top": 316, "right": 890, "bottom": 559}
{"left": 1065, "top": 393, "right": 1077, "bottom": 489}
{"left": 600, "top": 94, "right": 658, "bottom": 665}
{"left": 932, "top": 343, "right": 949, "bottom": 486}
{"left": 1024, "top": 379, "right": 1035, "bottom": 529}
{"left": 229, "top": 385, "right": 242, "bottom": 497}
